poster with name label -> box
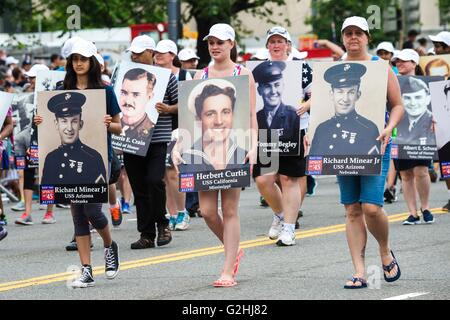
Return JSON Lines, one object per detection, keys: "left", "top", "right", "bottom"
{"left": 391, "top": 76, "right": 443, "bottom": 160}
{"left": 430, "top": 80, "right": 450, "bottom": 179}
{"left": 38, "top": 90, "right": 108, "bottom": 204}
{"left": 111, "top": 61, "right": 171, "bottom": 156}
{"left": 11, "top": 92, "right": 34, "bottom": 169}
{"left": 246, "top": 60, "right": 303, "bottom": 157}
{"left": 177, "top": 76, "right": 251, "bottom": 192}
{"left": 306, "top": 60, "right": 388, "bottom": 175}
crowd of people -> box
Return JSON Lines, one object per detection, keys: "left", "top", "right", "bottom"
{"left": 0, "top": 18, "right": 449, "bottom": 290}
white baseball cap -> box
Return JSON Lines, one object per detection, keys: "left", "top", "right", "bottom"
{"left": 290, "top": 48, "right": 308, "bottom": 60}
{"left": 126, "top": 35, "right": 156, "bottom": 53}
{"left": 24, "top": 64, "right": 49, "bottom": 77}
{"left": 266, "top": 26, "right": 291, "bottom": 44}
{"left": 429, "top": 31, "right": 450, "bottom": 46}
{"left": 5, "top": 56, "right": 19, "bottom": 65}
{"left": 376, "top": 42, "right": 395, "bottom": 54}
{"left": 178, "top": 48, "right": 199, "bottom": 61}
{"left": 341, "top": 16, "right": 370, "bottom": 33}
{"left": 393, "top": 49, "right": 420, "bottom": 64}
{"left": 203, "top": 23, "right": 235, "bottom": 41}
{"left": 253, "top": 48, "right": 269, "bottom": 60}
{"left": 61, "top": 36, "right": 83, "bottom": 58}
{"left": 427, "top": 47, "right": 436, "bottom": 55}
{"left": 155, "top": 40, "right": 178, "bottom": 55}
{"left": 69, "top": 39, "right": 97, "bottom": 58}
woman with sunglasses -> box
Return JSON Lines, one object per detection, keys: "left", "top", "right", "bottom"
{"left": 306, "top": 16, "right": 404, "bottom": 289}
{"left": 173, "top": 23, "right": 257, "bottom": 287}
{"left": 253, "top": 26, "right": 313, "bottom": 246}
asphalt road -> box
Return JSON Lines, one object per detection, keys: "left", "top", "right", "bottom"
{"left": 0, "top": 176, "right": 449, "bottom": 300}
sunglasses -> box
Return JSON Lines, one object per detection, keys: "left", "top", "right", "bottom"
{"left": 267, "top": 27, "right": 288, "bottom": 36}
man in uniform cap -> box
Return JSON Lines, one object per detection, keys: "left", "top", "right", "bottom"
{"left": 253, "top": 60, "right": 301, "bottom": 155}
{"left": 395, "top": 76, "right": 435, "bottom": 145}
{"left": 119, "top": 68, "right": 156, "bottom": 143}
{"left": 41, "top": 91, "right": 106, "bottom": 185}
{"left": 310, "top": 62, "right": 380, "bottom": 156}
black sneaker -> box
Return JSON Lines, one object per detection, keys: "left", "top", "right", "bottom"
{"left": 65, "top": 238, "right": 94, "bottom": 251}
{"left": 157, "top": 224, "right": 172, "bottom": 247}
{"left": 0, "top": 227, "right": 7, "bottom": 242}
{"left": 260, "top": 196, "right": 269, "bottom": 207}
{"left": 421, "top": 209, "right": 435, "bottom": 224}
{"left": 130, "top": 237, "right": 155, "bottom": 249}
{"left": 70, "top": 265, "right": 95, "bottom": 288}
{"left": 104, "top": 241, "right": 120, "bottom": 279}
{"left": 295, "top": 210, "right": 303, "bottom": 229}
{"left": 402, "top": 215, "right": 420, "bottom": 225}
{"left": 443, "top": 200, "right": 450, "bottom": 212}
{"left": 384, "top": 187, "right": 397, "bottom": 203}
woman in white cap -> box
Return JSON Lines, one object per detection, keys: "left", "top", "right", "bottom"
{"left": 318, "top": 16, "right": 405, "bottom": 289}
{"left": 376, "top": 41, "right": 398, "bottom": 74}
{"left": 35, "top": 38, "right": 122, "bottom": 288}
{"left": 392, "top": 49, "right": 435, "bottom": 226}
{"left": 253, "top": 26, "right": 313, "bottom": 246}
{"left": 154, "top": 39, "right": 192, "bottom": 232}
{"left": 178, "top": 48, "right": 200, "bottom": 70}
{"left": 173, "top": 23, "right": 257, "bottom": 287}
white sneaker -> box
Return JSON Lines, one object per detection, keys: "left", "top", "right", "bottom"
{"left": 175, "top": 211, "right": 190, "bottom": 231}
{"left": 276, "top": 226, "right": 296, "bottom": 246}
{"left": 268, "top": 215, "right": 283, "bottom": 240}
{"left": 71, "top": 265, "right": 95, "bottom": 288}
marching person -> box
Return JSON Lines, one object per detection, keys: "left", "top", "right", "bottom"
{"left": 392, "top": 49, "right": 435, "bottom": 225}
{"left": 307, "top": 16, "right": 405, "bottom": 289}
{"left": 35, "top": 38, "right": 121, "bottom": 288}
{"left": 124, "top": 35, "right": 177, "bottom": 249}
{"left": 173, "top": 23, "right": 257, "bottom": 287}
{"left": 253, "top": 26, "right": 312, "bottom": 245}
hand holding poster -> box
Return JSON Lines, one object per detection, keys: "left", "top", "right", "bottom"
{"left": 391, "top": 76, "right": 443, "bottom": 160}
{"left": 307, "top": 60, "right": 388, "bottom": 175}
{"left": 111, "top": 61, "right": 171, "bottom": 156}
{"left": 430, "top": 80, "right": 450, "bottom": 179}
{"left": 177, "top": 76, "right": 251, "bottom": 192}
{"left": 38, "top": 90, "right": 108, "bottom": 204}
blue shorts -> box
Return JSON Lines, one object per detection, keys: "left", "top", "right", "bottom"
{"left": 337, "top": 143, "right": 391, "bottom": 207}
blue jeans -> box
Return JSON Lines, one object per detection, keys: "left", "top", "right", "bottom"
{"left": 337, "top": 143, "right": 391, "bottom": 207}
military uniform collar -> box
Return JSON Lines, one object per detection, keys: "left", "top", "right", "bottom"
{"left": 60, "top": 139, "right": 82, "bottom": 150}
{"left": 334, "top": 109, "right": 358, "bottom": 121}
{"left": 127, "top": 114, "right": 148, "bottom": 131}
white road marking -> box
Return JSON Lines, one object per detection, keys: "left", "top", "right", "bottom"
{"left": 383, "top": 292, "right": 430, "bottom": 300}
{"left": 127, "top": 218, "right": 137, "bottom": 222}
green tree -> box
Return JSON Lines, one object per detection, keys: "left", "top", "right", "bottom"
{"left": 306, "top": 0, "right": 396, "bottom": 48}
{"left": 439, "top": 0, "right": 450, "bottom": 25}
{"left": 182, "top": 0, "right": 292, "bottom": 65}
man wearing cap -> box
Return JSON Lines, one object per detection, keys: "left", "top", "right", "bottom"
{"left": 309, "top": 62, "right": 380, "bottom": 156}
{"left": 395, "top": 77, "right": 435, "bottom": 145}
{"left": 178, "top": 48, "right": 199, "bottom": 70}
{"left": 253, "top": 60, "right": 300, "bottom": 154}
{"left": 119, "top": 68, "right": 156, "bottom": 143}
{"left": 41, "top": 92, "right": 106, "bottom": 185}
{"left": 429, "top": 31, "right": 450, "bottom": 55}
{"left": 123, "top": 35, "right": 177, "bottom": 249}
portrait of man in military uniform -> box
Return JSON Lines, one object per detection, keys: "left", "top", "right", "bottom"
{"left": 119, "top": 68, "right": 156, "bottom": 141}
{"left": 40, "top": 92, "right": 107, "bottom": 185}
{"left": 251, "top": 60, "right": 301, "bottom": 155}
{"left": 309, "top": 63, "right": 381, "bottom": 156}
{"left": 395, "top": 76, "right": 437, "bottom": 146}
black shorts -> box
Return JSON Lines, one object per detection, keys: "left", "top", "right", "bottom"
{"left": 253, "top": 130, "right": 306, "bottom": 178}
{"left": 393, "top": 159, "right": 430, "bottom": 171}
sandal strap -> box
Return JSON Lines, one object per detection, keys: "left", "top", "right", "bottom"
{"left": 383, "top": 258, "right": 398, "bottom": 272}
{"left": 349, "top": 277, "right": 367, "bottom": 284}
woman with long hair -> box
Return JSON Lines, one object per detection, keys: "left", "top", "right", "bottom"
{"left": 35, "top": 38, "right": 122, "bottom": 288}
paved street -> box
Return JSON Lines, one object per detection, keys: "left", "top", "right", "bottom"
{"left": 0, "top": 176, "right": 449, "bottom": 300}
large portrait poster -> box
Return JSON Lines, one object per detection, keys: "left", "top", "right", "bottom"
{"left": 392, "top": 76, "right": 443, "bottom": 160}
{"left": 177, "top": 76, "right": 251, "bottom": 192}
{"left": 419, "top": 54, "right": 450, "bottom": 79}
{"left": 111, "top": 61, "right": 171, "bottom": 156}
{"left": 430, "top": 80, "right": 450, "bottom": 179}
{"left": 38, "top": 90, "right": 108, "bottom": 204}
{"left": 306, "top": 60, "right": 388, "bottom": 175}
{"left": 11, "top": 92, "right": 34, "bottom": 169}
{"left": 246, "top": 60, "right": 303, "bottom": 156}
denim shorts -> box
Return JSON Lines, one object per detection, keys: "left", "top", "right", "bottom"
{"left": 337, "top": 143, "right": 391, "bottom": 207}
